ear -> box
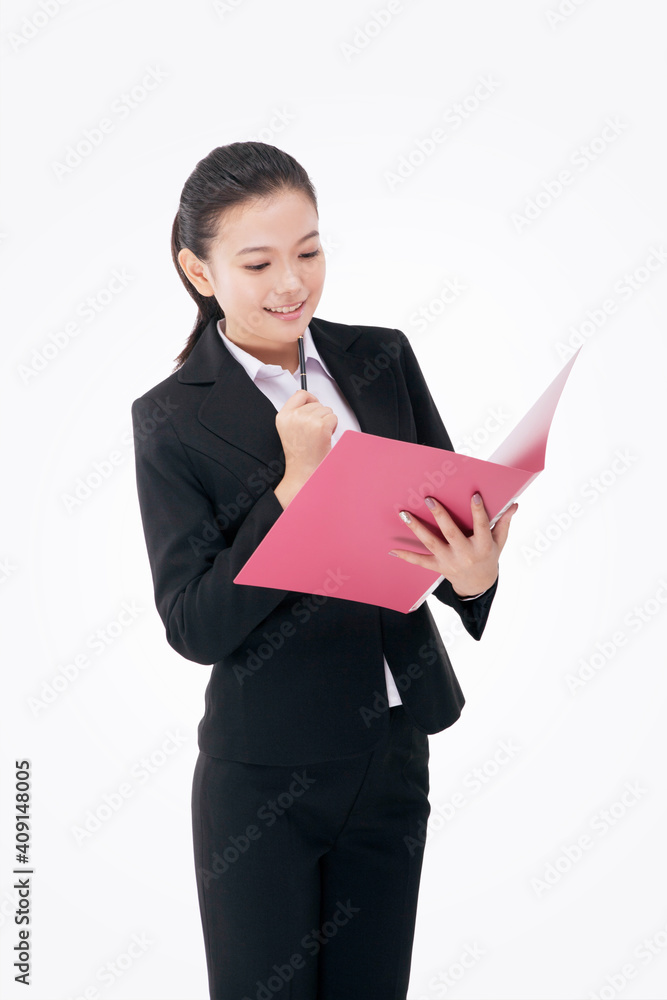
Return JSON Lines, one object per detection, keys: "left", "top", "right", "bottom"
{"left": 178, "top": 247, "right": 215, "bottom": 296}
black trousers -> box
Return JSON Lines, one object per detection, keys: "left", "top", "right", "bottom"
{"left": 191, "top": 705, "right": 431, "bottom": 999}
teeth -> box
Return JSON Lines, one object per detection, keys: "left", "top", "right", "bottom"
{"left": 267, "top": 302, "right": 303, "bottom": 313}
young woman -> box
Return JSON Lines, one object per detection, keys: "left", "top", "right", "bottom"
{"left": 131, "top": 141, "right": 518, "bottom": 999}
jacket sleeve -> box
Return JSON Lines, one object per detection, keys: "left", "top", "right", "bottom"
{"left": 131, "top": 394, "right": 290, "bottom": 664}
{"left": 395, "top": 329, "right": 499, "bottom": 640}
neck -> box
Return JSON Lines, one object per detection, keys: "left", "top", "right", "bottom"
{"left": 223, "top": 322, "right": 302, "bottom": 373}
{"left": 235, "top": 339, "right": 300, "bottom": 373}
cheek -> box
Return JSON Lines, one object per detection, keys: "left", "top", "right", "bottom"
{"left": 236, "top": 274, "right": 267, "bottom": 302}
{"left": 310, "top": 259, "right": 326, "bottom": 287}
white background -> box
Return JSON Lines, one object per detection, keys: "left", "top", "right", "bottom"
{"left": 1, "top": 1, "right": 666, "bottom": 998}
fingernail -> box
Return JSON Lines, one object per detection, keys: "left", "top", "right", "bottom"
{"left": 472, "top": 493, "right": 482, "bottom": 505}
{"left": 399, "top": 510, "right": 412, "bottom": 524}
{"left": 424, "top": 496, "right": 436, "bottom": 509}
{"left": 388, "top": 551, "right": 398, "bottom": 557}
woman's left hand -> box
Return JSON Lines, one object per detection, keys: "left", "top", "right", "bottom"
{"left": 388, "top": 493, "right": 519, "bottom": 598}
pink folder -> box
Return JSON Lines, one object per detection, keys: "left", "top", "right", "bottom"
{"left": 234, "top": 348, "right": 581, "bottom": 613}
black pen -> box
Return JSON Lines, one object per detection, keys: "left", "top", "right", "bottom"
{"left": 298, "top": 335, "right": 307, "bottom": 391}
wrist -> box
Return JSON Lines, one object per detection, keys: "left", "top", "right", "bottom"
{"left": 273, "top": 472, "right": 309, "bottom": 510}
{"left": 452, "top": 572, "right": 498, "bottom": 600}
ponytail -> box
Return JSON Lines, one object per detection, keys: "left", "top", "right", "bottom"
{"left": 170, "top": 213, "right": 223, "bottom": 371}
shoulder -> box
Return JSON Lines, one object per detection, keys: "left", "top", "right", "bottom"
{"left": 130, "top": 368, "right": 196, "bottom": 427}
{"left": 132, "top": 368, "right": 180, "bottom": 407}
{"left": 311, "top": 313, "right": 400, "bottom": 339}
{"left": 310, "top": 314, "right": 410, "bottom": 357}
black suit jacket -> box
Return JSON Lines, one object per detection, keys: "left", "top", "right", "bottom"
{"left": 131, "top": 315, "right": 499, "bottom": 764}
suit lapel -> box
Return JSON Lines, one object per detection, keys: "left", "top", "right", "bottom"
{"left": 177, "top": 315, "right": 400, "bottom": 470}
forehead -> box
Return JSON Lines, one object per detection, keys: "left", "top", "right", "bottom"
{"left": 213, "top": 189, "right": 317, "bottom": 246}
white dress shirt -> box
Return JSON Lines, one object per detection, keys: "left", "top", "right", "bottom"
{"left": 217, "top": 318, "right": 485, "bottom": 708}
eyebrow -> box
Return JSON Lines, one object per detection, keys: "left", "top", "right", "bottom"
{"left": 235, "top": 230, "right": 320, "bottom": 256}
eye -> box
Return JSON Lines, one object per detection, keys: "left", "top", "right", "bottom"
{"left": 244, "top": 248, "right": 322, "bottom": 272}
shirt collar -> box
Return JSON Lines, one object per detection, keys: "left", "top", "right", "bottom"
{"left": 217, "top": 317, "right": 334, "bottom": 382}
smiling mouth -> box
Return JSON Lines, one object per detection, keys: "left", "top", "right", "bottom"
{"left": 264, "top": 300, "right": 305, "bottom": 314}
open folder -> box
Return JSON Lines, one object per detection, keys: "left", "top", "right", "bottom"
{"left": 234, "top": 347, "right": 581, "bottom": 614}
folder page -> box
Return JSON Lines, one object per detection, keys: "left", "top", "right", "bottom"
{"left": 233, "top": 348, "right": 581, "bottom": 614}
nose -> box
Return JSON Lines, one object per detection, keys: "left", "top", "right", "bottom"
{"left": 273, "top": 262, "right": 301, "bottom": 296}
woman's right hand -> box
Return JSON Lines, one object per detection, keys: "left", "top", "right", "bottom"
{"left": 275, "top": 389, "right": 338, "bottom": 492}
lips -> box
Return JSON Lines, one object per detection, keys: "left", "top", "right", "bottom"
{"left": 265, "top": 300, "right": 305, "bottom": 314}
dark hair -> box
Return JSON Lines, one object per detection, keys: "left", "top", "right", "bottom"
{"left": 170, "top": 141, "right": 318, "bottom": 371}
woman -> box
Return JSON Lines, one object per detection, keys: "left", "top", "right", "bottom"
{"left": 131, "top": 141, "right": 518, "bottom": 999}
